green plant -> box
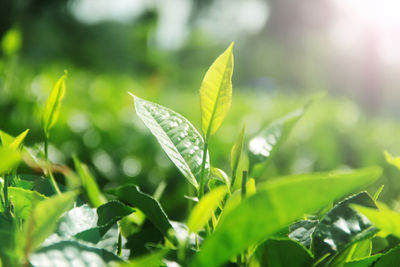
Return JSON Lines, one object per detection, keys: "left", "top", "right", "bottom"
{"left": 0, "top": 43, "right": 397, "bottom": 267}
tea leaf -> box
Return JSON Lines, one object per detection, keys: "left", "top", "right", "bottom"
{"left": 73, "top": 156, "right": 106, "bottom": 207}
{"left": 257, "top": 239, "right": 313, "bottom": 267}
{"left": 384, "top": 150, "right": 400, "bottom": 171}
{"left": 106, "top": 184, "right": 173, "bottom": 239}
{"left": 0, "top": 146, "right": 21, "bottom": 174}
{"left": 116, "top": 250, "right": 167, "bottom": 267}
{"left": 188, "top": 186, "right": 227, "bottom": 233}
{"left": 230, "top": 124, "right": 245, "bottom": 177}
{"left": 23, "top": 191, "right": 77, "bottom": 252}
{"left": 373, "top": 245, "right": 400, "bottom": 267}
{"left": 248, "top": 104, "right": 308, "bottom": 168}
{"left": 7, "top": 187, "right": 47, "bottom": 220}
{"left": 29, "top": 240, "right": 122, "bottom": 267}
{"left": 131, "top": 93, "right": 209, "bottom": 190}
{"left": 200, "top": 42, "right": 234, "bottom": 138}
{"left": 42, "top": 72, "right": 67, "bottom": 137}
{"left": 191, "top": 167, "right": 381, "bottom": 267}
{"left": 343, "top": 254, "right": 382, "bottom": 267}
{"left": 354, "top": 203, "right": 400, "bottom": 238}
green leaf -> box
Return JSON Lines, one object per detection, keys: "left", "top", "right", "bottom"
{"left": 29, "top": 240, "right": 122, "bottom": 267}
{"left": 130, "top": 93, "right": 209, "bottom": 190}
{"left": 343, "top": 254, "right": 382, "bottom": 267}
{"left": 106, "top": 184, "right": 173, "bottom": 239}
{"left": 373, "top": 245, "right": 400, "bottom": 267}
{"left": 354, "top": 203, "right": 400, "bottom": 238}
{"left": 73, "top": 156, "right": 106, "bottom": 207}
{"left": 200, "top": 42, "right": 234, "bottom": 137}
{"left": 0, "top": 130, "right": 15, "bottom": 146}
{"left": 7, "top": 187, "right": 47, "bottom": 220}
{"left": 248, "top": 104, "right": 308, "bottom": 168}
{"left": 0, "top": 147, "right": 21, "bottom": 174}
{"left": 209, "top": 167, "right": 230, "bottom": 191}
{"left": 384, "top": 150, "right": 400, "bottom": 171}
{"left": 230, "top": 124, "right": 245, "bottom": 177}
{"left": 312, "top": 192, "right": 378, "bottom": 261}
{"left": 188, "top": 186, "right": 227, "bottom": 233}
{"left": 289, "top": 219, "right": 319, "bottom": 248}
{"left": 42, "top": 72, "right": 67, "bottom": 136}
{"left": 256, "top": 238, "right": 313, "bottom": 267}
{"left": 23, "top": 191, "right": 77, "bottom": 252}
{"left": 0, "top": 129, "right": 29, "bottom": 150}
{"left": 373, "top": 185, "right": 384, "bottom": 201}
{"left": 116, "top": 250, "right": 167, "bottom": 267}
{"left": 190, "top": 167, "right": 381, "bottom": 267}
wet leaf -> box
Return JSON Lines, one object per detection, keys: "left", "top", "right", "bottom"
{"left": 289, "top": 219, "right": 319, "bottom": 248}
{"left": 312, "top": 192, "right": 378, "bottom": 262}
{"left": 130, "top": 93, "right": 209, "bottom": 190}
{"left": 248, "top": 105, "right": 307, "bottom": 168}
{"left": 191, "top": 167, "right": 381, "bottom": 267}
{"left": 29, "top": 240, "right": 122, "bottom": 267}
{"left": 200, "top": 42, "right": 234, "bottom": 137}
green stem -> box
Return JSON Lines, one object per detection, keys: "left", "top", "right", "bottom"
{"left": 198, "top": 140, "right": 209, "bottom": 198}
{"left": 231, "top": 170, "right": 237, "bottom": 190}
{"left": 241, "top": 170, "right": 248, "bottom": 200}
{"left": 44, "top": 134, "right": 61, "bottom": 195}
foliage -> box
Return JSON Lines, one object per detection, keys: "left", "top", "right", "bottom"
{"left": 0, "top": 43, "right": 399, "bottom": 267}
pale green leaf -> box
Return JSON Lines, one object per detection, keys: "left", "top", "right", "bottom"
{"left": 73, "top": 156, "right": 106, "bottom": 207}
{"left": 131, "top": 93, "right": 209, "bottom": 190}
{"left": 188, "top": 186, "right": 227, "bottom": 233}
{"left": 354, "top": 203, "right": 400, "bottom": 238}
{"left": 42, "top": 72, "right": 67, "bottom": 136}
{"left": 116, "top": 250, "right": 167, "bottom": 267}
{"left": 230, "top": 124, "right": 245, "bottom": 174}
{"left": 23, "top": 191, "right": 77, "bottom": 252}
{"left": 0, "top": 147, "right": 21, "bottom": 174}
{"left": 7, "top": 187, "right": 47, "bottom": 220}
{"left": 384, "top": 150, "right": 400, "bottom": 171}
{"left": 191, "top": 167, "right": 381, "bottom": 267}
{"left": 200, "top": 42, "right": 234, "bottom": 137}
{"left": 0, "top": 130, "right": 15, "bottom": 146}
{"left": 9, "top": 129, "right": 29, "bottom": 150}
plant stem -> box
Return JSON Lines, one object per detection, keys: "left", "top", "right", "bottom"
{"left": 231, "top": 170, "right": 237, "bottom": 189}
{"left": 241, "top": 170, "right": 248, "bottom": 200}
{"left": 44, "top": 134, "right": 61, "bottom": 194}
{"left": 198, "top": 140, "right": 209, "bottom": 198}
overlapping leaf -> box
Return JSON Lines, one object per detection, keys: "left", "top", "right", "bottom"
{"left": 191, "top": 167, "right": 381, "bottom": 267}
{"left": 131, "top": 94, "right": 209, "bottom": 190}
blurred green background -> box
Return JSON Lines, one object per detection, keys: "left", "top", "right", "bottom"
{"left": 1, "top": 0, "right": 400, "bottom": 220}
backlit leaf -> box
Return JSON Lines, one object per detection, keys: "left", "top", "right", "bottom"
{"left": 42, "top": 72, "right": 67, "bottom": 136}
{"left": 23, "top": 191, "right": 77, "bottom": 252}
{"left": 384, "top": 150, "right": 400, "bottom": 171}
{"left": 7, "top": 187, "right": 47, "bottom": 220}
{"left": 188, "top": 186, "right": 227, "bottom": 233}
{"left": 191, "top": 167, "right": 381, "bottom": 267}
{"left": 0, "top": 147, "right": 21, "bottom": 174}
{"left": 131, "top": 93, "right": 209, "bottom": 190}
{"left": 200, "top": 42, "right": 234, "bottom": 137}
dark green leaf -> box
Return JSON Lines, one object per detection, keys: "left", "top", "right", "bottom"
{"left": 29, "top": 240, "right": 122, "bottom": 267}
{"left": 106, "top": 184, "right": 173, "bottom": 240}
{"left": 257, "top": 238, "right": 313, "bottom": 267}
{"left": 289, "top": 219, "right": 318, "bottom": 248}
{"left": 312, "top": 192, "right": 378, "bottom": 262}
{"left": 191, "top": 167, "right": 381, "bottom": 267}
{"left": 343, "top": 254, "right": 382, "bottom": 267}
{"left": 131, "top": 94, "right": 209, "bottom": 190}
{"left": 374, "top": 245, "right": 400, "bottom": 267}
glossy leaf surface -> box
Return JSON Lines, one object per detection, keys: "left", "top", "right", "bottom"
{"left": 42, "top": 72, "right": 67, "bottom": 136}
{"left": 191, "top": 167, "right": 381, "bottom": 267}
{"left": 131, "top": 93, "right": 209, "bottom": 189}
{"left": 29, "top": 240, "right": 122, "bottom": 267}
{"left": 289, "top": 219, "right": 318, "bottom": 248}
{"left": 23, "top": 191, "right": 77, "bottom": 251}
{"left": 248, "top": 104, "right": 308, "bottom": 167}
{"left": 188, "top": 186, "right": 227, "bottom": 233}
{"left": 106, "top": 184, "right": 172, "bottom": 238}
{"left": 200, "top": 42, "right": 234, "bottom": 137}
{"left": 312, "top": 192, "right": 377, "bottom": 261}
{"left": 257, "top": 238, "right": 313, "bottom": 267}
